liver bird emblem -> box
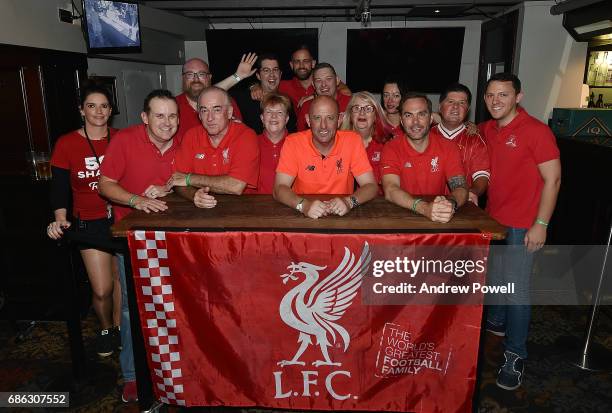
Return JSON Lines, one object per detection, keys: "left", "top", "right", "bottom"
{"left": 278, "top": 243, "right": 371, "bottom": 367}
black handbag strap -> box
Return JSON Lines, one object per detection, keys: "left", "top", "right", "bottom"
{"left": 83, "top": 126, "right": 110, "bottom": 166}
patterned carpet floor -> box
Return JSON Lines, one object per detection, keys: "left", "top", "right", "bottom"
{"left": 1, "top": 305, "right": 611, "bottom": 413}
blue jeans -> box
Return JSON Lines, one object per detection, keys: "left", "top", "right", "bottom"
{"left": 487, "top": 227, "right": 534, "bottom": 359}
{"left": 117, "top": 253, "right": 135, "bottom": 382}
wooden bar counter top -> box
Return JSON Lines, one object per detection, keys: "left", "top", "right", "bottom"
{"left": 112, "top": 194, "right": 506, "bottom": 239}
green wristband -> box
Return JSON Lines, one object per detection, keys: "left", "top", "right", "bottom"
{"left": 185, "top": 173, "right": 192, "bottom": 187}
{"left": 536, "top": 218, "right": 549, "bottom": 227}
{"left": 412, "top": 198, "right": 423, "bottom": 213}
{"left": 128, "top": 194, "right": 138, "bottom": 208}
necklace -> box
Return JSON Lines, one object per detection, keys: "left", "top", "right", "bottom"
{"left": 83, "top": 126, "right": 110, "bottom": 166}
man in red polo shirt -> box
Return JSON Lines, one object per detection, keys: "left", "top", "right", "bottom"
{"left": 99, "top": 89, "right": 180, "bottom": 221}
{"left": 250, "top": 46, "right": 350, "bottom": 112}
{"left": 279, "top": 46, "right": 316, "bottom": 110}
{"left": 257, "top": 93, "right": 291, "bottom": 194}
{"left": 296, "top": 63, "right": 352, "bottom": 131}
{"left": 480, "top": 73, "right": 560, "bottom": 391}
{"left": 168, "top": 86, "right": 259, "bottom": 208}
{"left": 98, "top": 89, "right": 181, "bottom": 402}
{"left": 381, "top": 92, "right": 467, "bottom": 223}
{"left": 429, "top": 82, "right": 490, "bottom": 205}
{"left": 274, "top": 96, "right": 377, "bottom": 219}
{"left": 176, "top": 54, "right": 257, "bottom": 138}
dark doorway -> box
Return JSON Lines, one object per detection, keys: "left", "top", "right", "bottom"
{"left": 475, "top": 10, "right": 520, "bottom": 123}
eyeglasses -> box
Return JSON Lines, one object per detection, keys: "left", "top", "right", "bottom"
{"left": 198, "top": 105, "right": 228, "bottom": 115}
{"left": 260, "top": 67, "right": 280, "bottom": 75}
{"left": 183, "top": 71, "right": 211, "bottom": 80}
{"left": 350, "top": 105, "right": 375, "bottom": 114}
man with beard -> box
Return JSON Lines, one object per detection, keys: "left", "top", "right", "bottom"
{"left": 176, "top": 54, "right": 257, "bottom": 139}
{"left": 250, "top": 46, "right": 350, "bottom": 111}
{"left": 278, "top": 46, "right": 316, "bottom": 110}
{"left": 429, "top": 83, "right": 490, "bottom": 205}
{"left": 232, "top": 54, "right": 296, "bottom": 134}
{"left": 296, "top": 63, "right": 352, "bottom": 131}
{"left": 274, "top": 96, "right": 377, "bottom": 219}
{"left": 381, "top": 92, "right": 467, "bottom": 223}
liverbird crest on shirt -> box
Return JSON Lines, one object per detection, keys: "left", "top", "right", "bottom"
{"left": 222, "top": 148, "right": 230, "bottom": 164}
{"left": 506, "top": 135, "right": 517, "bottom": 148}
{"left": 430, "top": 156, "right": 439, "bottom": 173}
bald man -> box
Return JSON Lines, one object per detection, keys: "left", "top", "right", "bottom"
{"left": 274, "top": 95, "right": 377, "bottom": 219}
{"left": 168, "top": 86, "right": 260, "bottom": 207}
{"left": 176, "top": 55, "right": 257, "bottom": 138}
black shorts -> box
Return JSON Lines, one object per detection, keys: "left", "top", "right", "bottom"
{"left": 69, "top": 217, "right": 120, "bottom": 253}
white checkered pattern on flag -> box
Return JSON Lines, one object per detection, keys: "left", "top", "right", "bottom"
{"left": 129, "top": 230, "right": 185, "bottom": 406}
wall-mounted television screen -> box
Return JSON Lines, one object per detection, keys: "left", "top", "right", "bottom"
{"left": 82, "top": 0, "right": 141, "bottom": 53}
{"left": 346, "top": 28, "right": 465, "bottom": 94}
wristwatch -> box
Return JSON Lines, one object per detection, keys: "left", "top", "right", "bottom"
{"left": 232, "top": 73, "right": 241, "bottom": 82}
{"left": 296, "top": 198, "right": 305, "bottom": 213}
{"left": 349, "top": 196, "right": 360, "bottom": 209}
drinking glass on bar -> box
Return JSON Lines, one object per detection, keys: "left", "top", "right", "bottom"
{"left": 30, "top": 151, "right": 52, "bottom": 180}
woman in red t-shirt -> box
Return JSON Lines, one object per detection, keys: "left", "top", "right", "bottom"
{"left": 46, "top": 84, "right": 120, "bottom": 357}
{"left": 381, "top": 78, "right": 405, "bottom": 139}
{"left": 341, "top": 91, "right": 393, "bottom": 192}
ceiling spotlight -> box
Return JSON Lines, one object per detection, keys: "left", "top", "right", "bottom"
{"left": 355, "top": 0, "right": 372, "bottom": 26}
{"left": 434, "top": 9, "right": 440, "bottom": 14}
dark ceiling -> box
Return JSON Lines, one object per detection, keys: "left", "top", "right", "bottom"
{"left": 141, "top": 0, "right": 547, "bottom": 24}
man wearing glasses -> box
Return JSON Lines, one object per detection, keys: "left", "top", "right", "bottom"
{"left": 381, "top": 92, "right": 468, "bottom": 223}
{"left": 176, "top": 55, "right": 257, "bottom": 139}
{"left": 249, "top": 46, "right": 351, "bottom": 112}
{"left": 168, "top": 86, "right": 260, "bottom": 207}
{"left": 232, "top": 54, "right": 297, "bottom": 134}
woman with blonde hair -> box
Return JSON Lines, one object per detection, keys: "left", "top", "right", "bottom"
{"left": 341, "top": 91, "right": 392, "bottom": 189}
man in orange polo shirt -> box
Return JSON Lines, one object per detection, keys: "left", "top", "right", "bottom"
{"left": 381, "top": 92, "right": 468, "bottom": 223}
{"left": 168, "top": 86, "right": 259, "bottom": 207}
{"left": 274, "top": 96, "right": 377, "bottom": 219}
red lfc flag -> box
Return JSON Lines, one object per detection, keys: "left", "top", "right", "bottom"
{"left": 128, "top": 231, "right": 490, "bottom": 412}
